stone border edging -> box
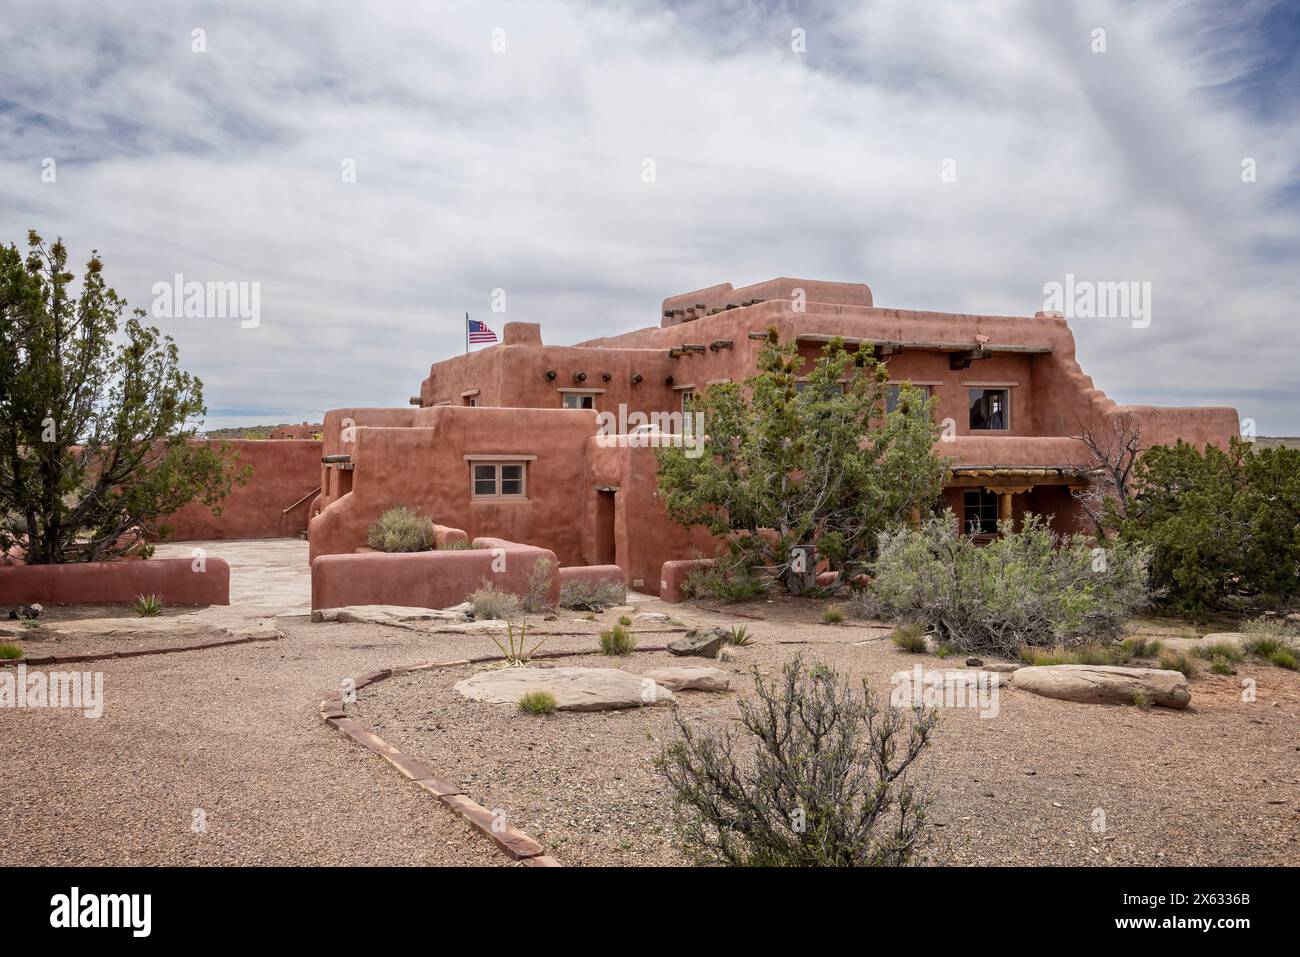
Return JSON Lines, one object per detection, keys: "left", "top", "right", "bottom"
{"left": 0, "top": 630, "right": 282, "bottom": 667}
{"left": 320, "top": 643, "right": 677, "bottom": 868}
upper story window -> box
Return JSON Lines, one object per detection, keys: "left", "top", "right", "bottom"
{"left": 968, "top": 388, "right": 1010, "bottom": 430}
{"left": 562, "top": 392, "right": 594, "bottom": 410}
{"left": 680, "top": 390, "right": 694, "bottom": 413}
{"left": 471, "top": 461, "right": 527, "bottom": 500}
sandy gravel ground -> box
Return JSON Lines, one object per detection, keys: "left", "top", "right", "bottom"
{"left": 3, "top": 597, "right": 1297, "bottom": 867}
{"left": 359, "top": 604, "right": 1300, "bottom": 867}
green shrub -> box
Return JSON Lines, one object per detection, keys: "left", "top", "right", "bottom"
{"left": 599, "top": 623, "right": 636, "bottom": 656}
{"left": 1209, "top": 656, "right": 1234, "bottom": 676}
{"left": 681, "top": 561, "right": 767, "bottom": 603}
{"left": 870, "top": 514, "right": 1149, "bottom": 658}
{"left": 132, "top": 593, "right": 163, "bottom": 617}
{"left": 1243, "top": 634, "right": 1285, "bottom": 658}
{"left": 559, "top": 577, "right": 626, "bottom": 611}
{"left": 469, "top": 579, "right": 522, "bottom": 621}
{"left": 518, "top": 690, "right": 558, "bottom": 715}
{"left": 724, "top": 626, "right": 755, "bottom": 647}
{"left": 523, "top": 557, "right": 557, "bottom": 613}
{"left": 618, "top": 615, "right": 632, "bottom": 627}
{"left": 366, "top": 505, "right": 434, "bottom": 553}
{"left": 1116, "top": 440, "right": 1300, "bottom": 619}
{"left": 1131, "top": 688, "right": 1153, "bottom": 709}
{"left": 822, "top": 605, "right": 844, "bottom": 624}
{"left": 1119, "top": 636, "right": 1163, "bottom": 660}
{"left": 656, "top": 656, "right": 937, "bottom": 866}
{"left": 489, "top": 620, "right": 547, "bottom": 666}
{"left": 436, "top": 537, "right": 473, "bottom": 550}
{"left": 0, "top": 644, "right": 22, "bottom": 659}
{"left": 1193, "top": 641, "right": 1244, "bottom": 662}
{"left": 891, "top": 623, "right": 928, "bottom": 653}
{"left": 1158, "top": 649, "right": 1198, "bottom": 679}
{"left": 1270, "top": 650, "right": 1298, "bottom": 670}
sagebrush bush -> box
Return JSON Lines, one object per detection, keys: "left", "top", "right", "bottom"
{"left": 523, "top": 557, "right": 557, "bottom": 613}
{"left": 469, "top": 579, "right": 522, "bottom": 621}
{"left": 822, "top": 605, "right": 844, "bottom": 624}
{"left": 681, "top": 561, "right": 767, "bottom": 603}
{"left": 656, "top": 656, "right": 937, "bottom": 866}
{"left": 518, "top": 690, "right": 557, "bottom": 715}
{"left": 132, "top": 593, "right": 163, "bottom": 617}
{"left": 869, "top": 514, "right": 1149, "bottom": 658}
{"left": 559, "top": 577, "right": 625, "bottom": 611}
{"left": 367, "top": 506, "right": 434, "bottom": 553}
{"left": 599, "top": 623, "right": 636, "bottom": 656}
{"left": 890, "top": 623, "right": 928, "bottom": 653}
{"left": 1158, "top": 649, "right": 1198, "bottom": 679}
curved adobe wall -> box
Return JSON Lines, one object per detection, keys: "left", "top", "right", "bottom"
{"left": 0, "top": 558, "right": 230, "bottom": 606}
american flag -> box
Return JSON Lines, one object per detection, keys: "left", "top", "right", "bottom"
{"left": 467, "top": 317, "right": 498, "bottom": 344}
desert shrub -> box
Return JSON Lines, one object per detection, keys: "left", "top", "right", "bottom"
{"left": 1131, "top": 688, "right": 1153, "bottom": 709}
{"left": 366, "top": 506, "right": 433, "bottom": 553}
{"left": 1021, "top": 642, "right": 1118, "bottom": 666}
{"left": 1119, "top": 636, "right": 1163, "bottom": 660}
{"left": 559, "top": 577, "right": 625, "bottom": 611}
{"left": 1116, "top": 439, "right": 1300, "bottom": 619}
{"left": 870, "top": 514, "right": 1149, "bottom": 658}
{"left": 891, "top": 623, "right": 928, "bottom": 653}
{"left": 1158, "top": 649, "right": 1198, "bottom": 679}
{"left": 469, "top": 579, "right": 522, "bottom": 621}
{"left": 822, "top": 605, "right": 844, "bottom": 624}
{"left": 656, "top": 655, "right": 937, "bottom": 866}
{"left": 1270, "top": 650, "right": 1298, "bottom": 670}
{"left": 618, "top": 615, "right": 632, "bottom": 627}
{"left": 1193, "top": 641, "right": 1244, "bottom": 662}
{"left": 933, "top": 643, "right": 953, "bottom": 658}
{"left": 599, "top": 623, "right": 636, "bottom": 656}
{"left": 0, "top": 643, "right": 22, "bottom": 659}
{"left": 518, "top": 690, "right": 557, "bottom": 715}
{"left": 681, "top": 561, "right": 767, "bottom": 603}
{"left": 489, "top": 621, "right": 547, "bottom": 666}
{"left": 523, "top": 557, "right": 557, "bottom": 613}
{"left": 1209, "top": 656, "right": 1234, "bottom": 676}
{"left": 436, "top": 538, "right": 473, "bottom": 550}
{"left": 724, "top": 626, "right": 755, "bottom": 647}
{"left": 132, "top": 593, "right": 163, "bottom": 617}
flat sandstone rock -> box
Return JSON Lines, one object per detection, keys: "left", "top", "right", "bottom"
{"left": 644, "top": 666, "right": 731, "bottom": 692}
{"left": 454, "top": 667, "right": 676, "bottom": 711}
{"left": 1011, "top": 664, "right": 1190, "bottom": 709}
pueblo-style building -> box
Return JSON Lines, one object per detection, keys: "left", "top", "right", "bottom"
{"left": 301, "top": 277, "right": 1239, "bottom": 594}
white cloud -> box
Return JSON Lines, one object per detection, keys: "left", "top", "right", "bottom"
{"left": 2, "top": 0, "right": 1297, "bottom": 431}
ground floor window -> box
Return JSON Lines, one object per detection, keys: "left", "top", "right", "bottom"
{"left": 472, "top": 461, "right": 527, "bottom": 499}
{"left": 963, "top": 490, "right": 1000, "bottom": 535}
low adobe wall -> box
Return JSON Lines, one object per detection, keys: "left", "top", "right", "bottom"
{"left": 660, "top": 559, "right": 715, "bottom": 604}
{"left": 311, "top": 543, "right": 560, "bottom": 611}
{"left": 0, "top": 558, "right": 230, "bottom": 606}
{"left": 161, "top": 439, "right": 323, "bottom": 541}
{"left": 553, "top": 564, "right": 624, "bottom": 587}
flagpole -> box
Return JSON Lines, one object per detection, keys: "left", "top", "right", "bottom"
{"left": 465, "top": 312, "right": 469, "bottom": 356}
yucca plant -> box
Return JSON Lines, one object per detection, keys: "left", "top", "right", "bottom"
{"left": 133, "top": 594, "right": 164, "bottom": 617}
{"left": 725, "top": 626, "right": 755, "bottom": 647}
{"left": 489, "top": 621, "right": 548, "bottom": 667}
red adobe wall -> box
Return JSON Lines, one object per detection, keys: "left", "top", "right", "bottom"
{"left": 310, "top": 541, "right": 559, "bottom": 611}
{"left": 0, "top": 557, "right": 230, "bottom": 606}
{"left": 160, "top": 439, "right": 323, "bottom": 541}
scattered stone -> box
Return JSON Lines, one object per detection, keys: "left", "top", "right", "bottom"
{"left": 644, "top": 666, "right": 731, "bottom": 692}
{"left": 667, "top": 627, "right": 728, "bottom": 658}
{"left": 1011, "top": 664, "right": 1191, "bottom": 709}
{"left": 965, "top": 656, "right": 983, "bottom": 667}
{"left": 635, "top": 612, "right": 670, "bottom": 623}
{"left": 7, "top": 604, "right": 42, "bottom": 620}
{"left": 453, "top": 667, "right": 675, "bottom": 711}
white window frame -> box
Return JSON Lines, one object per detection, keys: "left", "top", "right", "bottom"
{"left": 560, "top": 390, "right": 597, "bottom": 410}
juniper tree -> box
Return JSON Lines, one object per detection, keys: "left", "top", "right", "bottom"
{"left": 656, "top": 331, "right": 947, "bottom": 592}
{"left": 0, "top": 231, "right": 243, "bottom": 563}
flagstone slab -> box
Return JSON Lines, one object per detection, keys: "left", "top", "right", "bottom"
{"left": 453, "top": 666, "right": 675, "bottom": 711}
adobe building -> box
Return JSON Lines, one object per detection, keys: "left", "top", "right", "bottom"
{"left": 304, "top": 278, "right": 1239, "bottom": 593}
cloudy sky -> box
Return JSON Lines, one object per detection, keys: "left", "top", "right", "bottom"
{"left": 2, "top": 0, "right": 1298, "bottom": 432}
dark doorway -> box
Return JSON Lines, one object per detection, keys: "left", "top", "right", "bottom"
{"left": 595, "top": 489, "right": 617, "bottom": 565}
